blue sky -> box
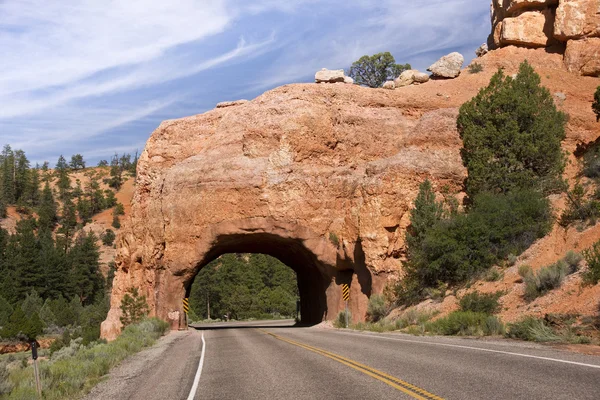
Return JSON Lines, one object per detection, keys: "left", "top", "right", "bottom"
{"left": 0, "top": 0, "right": 490, "bottom": 165}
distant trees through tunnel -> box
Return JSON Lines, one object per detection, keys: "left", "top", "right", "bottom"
{"left": 187, "top": 254, "right": 299, "bottom": 322}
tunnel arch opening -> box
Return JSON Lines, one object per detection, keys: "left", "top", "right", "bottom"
{"left": 183, "top": 232, "right": 335, "bottom": 325}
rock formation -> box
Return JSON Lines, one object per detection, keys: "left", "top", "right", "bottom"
{"left": 394, "top": 70, "right": 430, "bottom": 87}
{"left": 382, "top": 80, "right": 396, "bottom": 89}
{"left": 490, "top": 0, "right": 600, "bottom": 76}
{"left": 428, "top": 52, "right": 464, "bottom": 78}
{"left": 315, "top": 68, "right": 346, "bottom": 83}
{"left": 101, "top": 44, "right": 599, "bottom": 340}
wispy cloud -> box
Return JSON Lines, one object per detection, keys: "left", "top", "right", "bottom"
{"left": 0, "top": 0, "right": 491, "bottom": 163}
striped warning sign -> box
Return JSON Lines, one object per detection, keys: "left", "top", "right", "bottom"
{"left": 342, "top": 284, "right": 350, "bottom": 301}
{"left": 183, "top": 298, "right": 190, "bottom": 314}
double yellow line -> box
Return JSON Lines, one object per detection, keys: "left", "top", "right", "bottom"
{"left": 259, "top": 329, "right": 443, "bottom": 400}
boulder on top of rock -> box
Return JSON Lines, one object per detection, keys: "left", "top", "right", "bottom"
{"left": 344, "top": 76, "right": 354, "bottom": 84}
{"left": 216, "top": 99, "right": 249, "bottom": 108}
{"left": 501, "top": 10, "right": 555, "bottom": 48}
{"left": 564, "top": 37, "right": 600, "bottom": 76}
{"left": 394, "top": 70, "right": 418, "bottom": 87}
{"left": 476, "top": 43, "right": 489, "bottom": 57}
{"left": 428, "top": 52, "right": 464, "bottom": 78}
{"left": 382, "top": 80, "right": 396, "bottom": 90}
{"left": 315, "top": 68, "right": 346, "bottom": 83}
{"left": 554, "top": 0, "right": 600, "bottom": 41}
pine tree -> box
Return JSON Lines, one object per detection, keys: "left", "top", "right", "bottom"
{"left": 0, "top": 145, "right": 15, "bottom": 204}
{"left": 119, "top": 287, "right": 149, "bottom": 326}
{"left": 38, "top": 181, "right": 57, "bottom": 231}
{"left": 70, "top": 232, "right": 104, "bottom": 305}
{"left": 109, "top": 154, "right": 123, "bottom": 190}
{"left": 405, "top": 179, "right": 444, "bottom": 259}
{"left": 13, "top": 150, "right": 30, "bottom": 204}
{"left": 0, "top": 295, "right": 13, "bottom": 327}
{"left": 55, "top": 155, "right": 71, "bottom": 199}
{"left": 10, "top": 219, "right": 44, "bottom": 299}
{"left": 57, "top": 195, "right": 77, "bottom": 252}
{"left": 25, "top": 165, "right": 40, "bottom": 207}
{"left": 457, "top": 61, "right": 567, "bottom": 198}
{"left": 69, "top": 154, "right": 86, "bottom": 170}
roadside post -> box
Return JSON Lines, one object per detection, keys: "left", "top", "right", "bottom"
{"left": 183, "top": 297, "right": 190, "bottom": 329}
{"left": 342, "top": 284, "right": 350, "bottom": 328}
{"left": 30, "top": 340, "right": 42, "bottom": 398}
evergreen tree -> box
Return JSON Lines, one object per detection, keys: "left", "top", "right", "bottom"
{"left": 0, "top": 296, "right": 13, "bottom": 327}
{"left": 0, "top": 145, "right": 15, "bottom": 204}
{"left": 69, "top": 154, "right": 86, "bottom": 170}
{"left": 120, "top": 287, "right": 149, "bottom": 326}
{"left": 457, "top": 61, "right": 567, "bottom": 198}
{"left": 39, "top": 229, "right": 71, "bottom": 299}
{"left": 25, "top": 165, "right": 40, "bottom": 207}
{"left": 10, "top": 219, "right": 44, "bottom": 299}
{"left": 37, "top": 181, "right": 57, "bottom": 231}
{"left": 348, "top": 52, "right": 411, "bottom": 88}
{"left": 55, "top": 155, "right": 71, "bottom": 199}
{"left": 108, "top": 154, "right": 123, "bottom": 190}
{"left": 57, "top": 195, "right": 77, "bottom": 252}
{"left": 405, "top": 179, "right": 444, "bottom": 259}
{"left": 13, "top": 150, "right": 30, "bottom": 204}
{"left": 21, "top": 290, "right": 43, "bottom": 316}
{"left": 70, "top": 231, "right": 104, "bottom": 305}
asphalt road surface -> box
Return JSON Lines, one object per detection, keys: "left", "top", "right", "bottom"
{"left": 88, "top": 319, "right": 600, "bottom": 400}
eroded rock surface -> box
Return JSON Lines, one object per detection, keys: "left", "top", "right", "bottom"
{"left": 489, "top": 0, "right": 600, "bottom": 76}
{"left": 101, "top": 47, "right": 600, "bottom": 340}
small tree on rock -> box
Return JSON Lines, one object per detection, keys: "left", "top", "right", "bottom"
{"left": 348, "top": 52, "right": 410, "bottom": 88}
{"left": 120, "top": 287, "right": 149, "bottom": 327}
{"left": 593, "top": 86, "right": 600, "bottom": 122}
{"left": 457, "top": 61, "right": 567, "bottom": 198}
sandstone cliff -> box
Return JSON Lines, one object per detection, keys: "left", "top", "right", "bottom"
{"left": 489, "top": 0, "right": 600, "bottom": 76}
{"left": 102, "top": 45, "right": 599, "bottom": 340}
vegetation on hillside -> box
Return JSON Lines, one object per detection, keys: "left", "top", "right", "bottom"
{"left": 394, "top": 61, "right": 564, "bottom": 306}
{"left": 348, "top": 52, "right": 410, "bottom": 88}
{"left": 188, "top": 254, "right": 298, "bottom": 321}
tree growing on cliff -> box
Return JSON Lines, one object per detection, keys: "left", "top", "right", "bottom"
{"left": 594, "top": 86, "right": 600, "bottom": 122}
{"left": 457, "top": 61, "right": 567, "bottom": 199}
{"left": 120, "top": 287, "right": 150, "bottom": 326}
{"left": 348, "top": 52, "right": 410, "bottom": 88}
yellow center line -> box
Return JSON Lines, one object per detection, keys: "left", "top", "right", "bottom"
{"left": 257, "top": 329, "right": 444, "bottom": 400}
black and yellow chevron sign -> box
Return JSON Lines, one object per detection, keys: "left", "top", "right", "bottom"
{"left": 342, "top": 284, "right": 350, "bottom": 301}
{"left": 183, "top": 298, "right": 190, "bottom": 314}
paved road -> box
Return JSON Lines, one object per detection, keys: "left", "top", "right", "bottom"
{"left": 89, "top": 320, "right": 600, "bottom": 400}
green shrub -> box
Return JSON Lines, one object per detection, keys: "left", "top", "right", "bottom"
{"left": 120, "top": 288, "right": 149, "bottom": 327}
{"left": 366, "top": 294, "right": 387, "bottom": 322}
{"left": 328, "top": 232, "right": 339, "bottom": 247}
{"left": 484, "top": 269, "right": 503, "bottom": 282}
{"left": 457, "top": 61, "right": 566, "bottom": 198}
{"left": 459, "top": 291, "right": 502, "bottom": 314}
{"left": 468, "top": 63, "right": 483, "bottom": 74}
{"left": 348, "top": 52, "right": 411, "bottom": 88}
{"left": 4, "top": 318, "right": 168, "bottom": 399}
{"left": 560, "top": 183, "right": 600, "bottom": 226}
{"left": 426, "top": 311, "right": 488, "bottom": 336}
{"left": 583, "top": 240, "right": 600, "bottom": 285}
{"left": 518, "top": 264, "right": 533, "bottom": 279}
{"left": 101, "top": 229, "right": 116, "bottom": 246}
{"left": 334, "top": 310, "right": 350, "bottom": 328}
{"left": 507, "top": 254, "right": 518, "bottom": 266}
{"left": 523, "top": 262, "right": 568, "bottom": 301}
{"left": 484, "top": 315, "right": 505, "bottom": 335}
{"left": 563, "top": 250, "right": 583, "bottom": 273}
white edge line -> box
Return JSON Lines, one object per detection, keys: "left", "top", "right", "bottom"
{"left": 187, "top": 332, "right": 206, "bottom": 400}
{"left": 335, "top": 330, "right": 600, "bottom": 370}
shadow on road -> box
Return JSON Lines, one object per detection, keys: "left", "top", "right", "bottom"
{"left": 189, "top": 320, "right": 315, "bottom": 331}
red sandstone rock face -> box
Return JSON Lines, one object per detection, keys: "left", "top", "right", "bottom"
{"left": 101, "top": 47, "right": 600, "bottom": 340}
{"left": 490, "top": 0, "right": 600, "bottom": 76}
{"left": 564, "top": 37, "right": 600, "bottom": 75}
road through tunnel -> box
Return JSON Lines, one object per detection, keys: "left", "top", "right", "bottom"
{"left": 184, "top": 232, "right": 334, "bottom": 325}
